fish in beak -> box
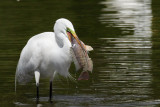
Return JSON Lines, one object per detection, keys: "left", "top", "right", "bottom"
{"left": 66, "top": 28, "right": 86, "bottom": 51}
{"left": 66, "top": 27, "right": 93, "bottom": 81}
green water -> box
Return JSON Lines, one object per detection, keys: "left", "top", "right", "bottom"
{"left": 0, "top": 0, "right": 160, "bottom": 106}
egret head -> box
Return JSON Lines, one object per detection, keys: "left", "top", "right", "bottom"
{"left": 54, "top": 18, "right": 75, "bottom": 35}
{"left": 54, "top": 18, "right": 85, "bottom": 49}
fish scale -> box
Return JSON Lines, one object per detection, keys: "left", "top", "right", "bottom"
{"left": 70, "top": 36, "right": 93, "bottom": 72}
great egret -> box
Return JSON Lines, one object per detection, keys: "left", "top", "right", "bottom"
{"left": 15, "top": 18, "right": 90, "bottom": 101}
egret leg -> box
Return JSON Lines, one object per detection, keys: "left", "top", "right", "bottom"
{"left": 34, "top": 71, "right": 40, "bottom": 101}
{"left": 49, "top": 81, "right": 52, "bottom": 101}
{"left": 36, "top": 85, "right": 39, "bottom": 101}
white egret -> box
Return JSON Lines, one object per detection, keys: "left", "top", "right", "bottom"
{"left": 15, "top": 18, "right": 87, "bottom": 101}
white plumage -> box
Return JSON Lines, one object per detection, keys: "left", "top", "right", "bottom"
{"left": 16, "top": 32, "right": 71, "bottom": 83}
{"left": 15, "top": 18, "right": 80, "bottom": 100}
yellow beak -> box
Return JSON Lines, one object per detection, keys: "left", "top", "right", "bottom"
{"left": 67, "top": 29, "right": 86, "bottom": 51}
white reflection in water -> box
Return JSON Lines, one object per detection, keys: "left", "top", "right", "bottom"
{"left": 100, "top": 0, "right": 152, "bottom": 37}
{"left": 98, "top": 0, "right": 153, "bottom": 102}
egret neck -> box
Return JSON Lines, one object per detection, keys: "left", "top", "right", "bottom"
{"left": 55, "top": 32, "right": 71, "bottom": 55}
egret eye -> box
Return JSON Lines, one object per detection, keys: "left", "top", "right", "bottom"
{"left": 66, "top": 28, "right": 71, "bottom": 35}
{"left": 66, "top": 27, "right": 71, "bottom": 33}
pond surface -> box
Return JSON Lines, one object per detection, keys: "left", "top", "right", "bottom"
{"left": 0, "top": 0, "right": 160, "bottom": 106}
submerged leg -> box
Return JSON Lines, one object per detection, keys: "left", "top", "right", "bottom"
{"left": 34, "top": 71, "right": 40, "bottom": 101}
{"left": 49, "top": 81, "right": 52, "bottom": 101}
{"left": 36, "top": 85, "right": 39, "bottom": 101}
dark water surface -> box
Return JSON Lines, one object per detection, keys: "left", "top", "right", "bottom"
{"left": 0, "top": 0, "right": 160, "bottom": 106}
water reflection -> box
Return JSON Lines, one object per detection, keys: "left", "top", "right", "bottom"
{"left": 99, "top": 0, "right": 152, "bottom": 36}
{"left": 96, "top": 0, "right": 156, "bottom": 105}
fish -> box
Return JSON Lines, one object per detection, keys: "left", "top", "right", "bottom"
{"left": 70, "top": 36, "right": 93, "bottom": 80}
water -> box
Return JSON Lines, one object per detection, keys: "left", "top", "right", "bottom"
{"left": 0, "top": 0, "right": 160, "bottom": 106}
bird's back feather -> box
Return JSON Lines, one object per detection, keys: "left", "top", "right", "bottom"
{"left": 16, "top": 32, "right": 72, "bottom": 83}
